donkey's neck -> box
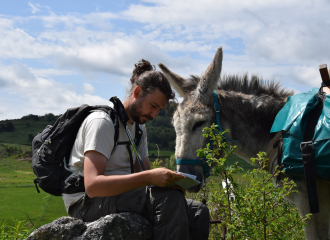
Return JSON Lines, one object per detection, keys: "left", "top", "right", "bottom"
{"left": 217, "top": 90, "right": 287, "bottom": 162}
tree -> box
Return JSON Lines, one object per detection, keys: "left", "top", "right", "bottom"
{"left": 5, "top": 122, "right": 15, "bottom": 132}
{"left": 44, "top": 113, "right": 57, "bottom": 122}
{"left": 21, "top": 114, "right": 39, "bottom": 121}
{"left": 28, "top": 134, "right": 34, "bottom": 142}
{"left": 169, "top": 142, "right": 175, "bottom": 151}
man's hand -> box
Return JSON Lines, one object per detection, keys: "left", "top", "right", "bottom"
{"left": 84, "top": 151, "right": 186, "bottom": 197}
{"left": 148, "top": 168, "right": 185, "bottom": 188}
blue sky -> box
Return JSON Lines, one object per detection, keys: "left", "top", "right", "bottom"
{"left": 1, "top": 0, "right": 329, "bottom": 120}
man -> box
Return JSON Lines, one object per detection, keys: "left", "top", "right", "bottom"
{"left": 62, "top": 59, "right": 210, "bottom": 240}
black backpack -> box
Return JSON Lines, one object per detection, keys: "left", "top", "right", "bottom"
{"left": 32, "top": 98, "right": 143, "bottom": 196}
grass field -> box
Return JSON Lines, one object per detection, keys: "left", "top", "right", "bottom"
{"left": 0, "top": 148, "right": 179, "bottom": 228}
{"left": 148, "top": 150, "right": 174, "bottom": 159}
{"left": 0, "top": 154, "right": 68, "bottom": 228}
{"left": 0, "top": 187, "right": 68, "bottom": 227}
{"left": 0, "top": 141, "right": 255, "bottom": 230}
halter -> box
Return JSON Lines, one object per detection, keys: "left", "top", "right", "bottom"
{"left": 176, "top": 90, "right": 239, "bottom": 178}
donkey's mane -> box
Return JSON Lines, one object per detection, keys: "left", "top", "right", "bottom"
{"left": 220, "top": 74, "right": 293, "bottom": 98}
{"left": 184, "top": 74, "right": 293, "bottom": 98}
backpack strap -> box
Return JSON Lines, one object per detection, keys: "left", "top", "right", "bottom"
{"left": 116, "top": 141, "right": 134, "bottom": 174}
{"left": 301, "top": 85, "right": 326, "bottom": 214}
{"left": 109, "top": 96, "right": 146, "bottom": 171}
{"left": 135, "top": 124, "right": 143, "bottom": 147}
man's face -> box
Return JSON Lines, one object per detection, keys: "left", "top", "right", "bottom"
{"left": 130, "top": 88, "right": 168, "bottom": 124}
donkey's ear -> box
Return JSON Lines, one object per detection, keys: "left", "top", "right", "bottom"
{"left": 158, "top": 63, "right": 187, "bottom": 98}
{"left": 196, "top": 47, "right": 223, "bottom": 101}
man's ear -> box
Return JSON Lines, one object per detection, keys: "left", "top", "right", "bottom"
{"left": 133, "top": 86, "right": 142, "bottom": 99}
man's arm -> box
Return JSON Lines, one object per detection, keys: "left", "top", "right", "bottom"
{"left": 134, "top": 157, "right": 151, "bottom": 172}
{"left": 84, "top": 151, "right": 185, "bottom": 198}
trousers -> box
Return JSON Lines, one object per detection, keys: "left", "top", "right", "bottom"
{"left": 69, "top": 186, "right": 209, "bottom": 240}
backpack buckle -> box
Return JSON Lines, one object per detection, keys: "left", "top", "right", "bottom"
{"left": 300, "top": 141, "right": 314, "bottom": 151}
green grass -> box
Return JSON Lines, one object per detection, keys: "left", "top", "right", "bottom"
{"left": 0, "top": 141, "right": 256, "bottom": 230}
{"left": 227, "top": 154, "right": 258, "bottom": 170}
{"left": 148, "top": 150, "right": 174, "bottom": 158}
{"left": 0, "top": 187, "right": 68, "bottom": 227}
{"left": 0, "top": 153, "right": 68, "bottom": 228}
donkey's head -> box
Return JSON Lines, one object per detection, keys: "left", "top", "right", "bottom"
{"left": 158, "top": 47, "right": 223, "bottom": 192}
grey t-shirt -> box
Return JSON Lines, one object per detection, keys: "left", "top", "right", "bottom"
{"left": 62, "top": 110, "right": 148, "bottom": 212}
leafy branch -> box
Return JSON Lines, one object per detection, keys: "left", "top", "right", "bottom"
{"left": 196, "top": 124, "right": 309, "bottom": 240}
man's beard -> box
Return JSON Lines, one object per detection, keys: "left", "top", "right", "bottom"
{"left": 129, "top": 100, "right": 153, "bottom": 124}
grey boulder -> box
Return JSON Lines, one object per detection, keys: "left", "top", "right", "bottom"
{"left": 26, "top": 212, "right": 152, "bottom": 240}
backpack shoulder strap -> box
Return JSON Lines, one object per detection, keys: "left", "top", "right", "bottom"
{"left": 109, "top": 96, "right": 146, "bottom": 171}
{"left": 135, "top": 124, "right": 143, "bottom": 147}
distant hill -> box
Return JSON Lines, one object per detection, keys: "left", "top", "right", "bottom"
{"left": 0, "top": 104, "right": 177, "bottom": 151}
{"left": 0, "top": 115, "right": 58, "bottom": 146}
{"left": 0, "top": 102, "right": 253, "bottom": 170}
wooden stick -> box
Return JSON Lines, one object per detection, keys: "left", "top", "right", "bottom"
{"left": 319, "top": 64, "right": 330, "bottom": 82}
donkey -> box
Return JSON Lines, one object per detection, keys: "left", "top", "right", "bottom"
{"left": 158, "top": 47, "right": 330, "bottom": 240}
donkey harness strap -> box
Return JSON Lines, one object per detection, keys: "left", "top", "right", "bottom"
{"left": 213, "top": 90, "right": 239, "bottom": 143}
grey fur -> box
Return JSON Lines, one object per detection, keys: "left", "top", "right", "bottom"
{"left": 159, "top": 47, "right": 330, "bottom": 240}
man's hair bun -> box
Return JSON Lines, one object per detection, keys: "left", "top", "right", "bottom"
{"left": 128, "top": 59, "right": 175, "bottom": 101}
{"left": 131, "top": 59, "right": 155, "bottom": 84}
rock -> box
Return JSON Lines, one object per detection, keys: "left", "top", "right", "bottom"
{"left": 26, "top": 217, "right": 86, "bottom": 240}
{"left": 26, "top": 212, "right": 152, "bottom": 240}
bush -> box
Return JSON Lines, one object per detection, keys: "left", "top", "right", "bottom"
{"left": 21, "top": 114, "right": 39, "bottom": 121}
{"left": 164, "top": 155, "right": 176, "bottom": 171}
{"left": 0, "top": 122, "right": 15, "bottom": 132}
{"left": 195, "top": 124, "right": 310, "bottom": 240}
{"left": 0, "top": 219, "right": 35, "bottom": 239}
{"left": 28, "top": 134, "right": 34, "bottom": 142}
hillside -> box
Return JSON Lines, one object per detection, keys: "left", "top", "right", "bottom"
{"left": 0, "top": 102, "right": 253, "bottom": 169}
{"left": 0, "top": 115, "right": 58, "bottom": 146}
{"left": 0, "top": 105, "right": 177, "bottom": 150}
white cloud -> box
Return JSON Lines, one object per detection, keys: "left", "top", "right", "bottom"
{"left": 121, "top": 0, "right": 330, "bottom": 65}
{"left": 1, "top": 0, "right": 330, "bottom": 120}
{"left": 29, "top": 68, "right": 73, "bottom": 77}
{"left": 0, "top": 23, "right": 55, "bottom": 59}
{"left": 0, "top": 63, "right": 109, "bottom": 119}
{"left": 34, "top": 11, "right": 117, "bottom": 29}
{"left": 289, "top": 65, "right": 322, "bottom": 88}
{"left": 83, "top": 83, "right": 95, "bottom": 94}
{"left": 28, "top": 2, "right": 41, "bottom": 14}
{"left": 0, "top": 15, "right": 195, "bottom": 80}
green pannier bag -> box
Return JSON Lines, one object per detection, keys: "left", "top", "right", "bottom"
{"left": 271, "top": 87, "right": 330, "bottom": 180}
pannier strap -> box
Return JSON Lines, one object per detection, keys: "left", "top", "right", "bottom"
{"left": 301, "top": 85, "right": 325, "bottom": 214}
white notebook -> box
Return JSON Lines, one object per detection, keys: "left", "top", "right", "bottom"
{"left": 167, "top": 172, "right": 201, "bottom": 190}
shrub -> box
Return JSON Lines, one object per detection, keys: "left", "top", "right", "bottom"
{"left": 196, "top": 124, "right": 310, "bottom": 240}
{"left": 0, "top": 219, "right": 35, "bottom": 240}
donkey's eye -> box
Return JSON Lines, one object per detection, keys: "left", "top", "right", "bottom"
{"left": 192, "top": 121, "right": 206, "bottom": 131}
